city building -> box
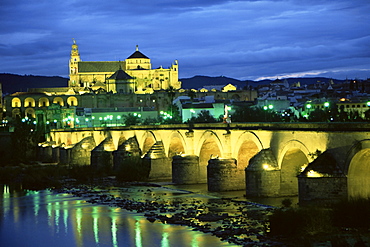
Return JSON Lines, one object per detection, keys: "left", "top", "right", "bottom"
{"left": 69, "top": 40, "right": 181, "bottom": 93}
{"left": 2, "top": 40, "right": 257, "bottom": 126}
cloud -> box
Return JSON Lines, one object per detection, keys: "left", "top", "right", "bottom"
{"left": 0, "top": 0, "right": 369, "bottom": 80}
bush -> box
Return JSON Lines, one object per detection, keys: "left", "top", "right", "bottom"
{"left": 269, "top": 198, "right": 370, "bottom": 238}
{"left": 269, "top": 207, "right": 333, "bottom": 237}
{"left": 115, "top": 156, "right": 150, "bottom": 181}
{"left": 332, "top": 198, "right": 370, "bottom": 229}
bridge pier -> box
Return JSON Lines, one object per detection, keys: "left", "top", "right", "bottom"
{"left": 172, "top": 155, "right": 200, "bottom": 184}
{"left": 37, "top": 142, "right": 54, "bottom": 163}
{"left": 298, "top": 151, "right": 347, "bottom": 204}
{"left": 113, "top": 137, "right": 150, "bottom": 180}
{"left": 91, "top": 137, "right": 115, "bottom": 170}
{"left": 143, "top": 141, "right": 171, "bottom": 180}
{"left": 59, "top": 146, "right": 72, "bottom": 165}
{"left": 52, "top": 145, "right": 60, "bottom": 163}
{"left": 245, "top": 149, "right": 280, "bottom": 197}
{"left": 207, "top": 158, "right": 244, "bottom": 191}
{"left": 70, "top": 136, "right": 96, "bottom": 166}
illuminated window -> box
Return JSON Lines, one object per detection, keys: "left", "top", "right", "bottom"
{"left": 12, "top": 98, "right": 21, "bottom": 108}
{"left": 53, "top": 97, "right": 64, "bottom": 106}
{"left": 67, "top": 96, "right": 78, "bottom": 106}
{"left": 38, "top": 97, "right": 50, "bottom": 107}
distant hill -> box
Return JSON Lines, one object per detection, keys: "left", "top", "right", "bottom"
{"left": 180, "top": 75, "right": 347, "bottom": 89}
{"left": 180, "top": 75, "right": 248, "bottom": 89}
{"left": 0, "top": 73, "right": 349, "bottom": 95}
{"left": 0, "top": 73, "right": 68, "bottom": 95}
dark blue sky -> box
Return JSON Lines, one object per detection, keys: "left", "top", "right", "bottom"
{"left": 1, "top": 0, "right": 369, "bottom": 80}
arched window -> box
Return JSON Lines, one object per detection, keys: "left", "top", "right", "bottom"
{"left": 12, "top": 108, "right": 21, "bottom": 118}
{"left": 24, "top": 97, "right": 36, "bottom": 107}
{"left": 12, "top": 98, "right": 21, "bottom": 108}
{"left": 67, "top": 96, "right": 78, "bottom": 106}
{"left": 53, "top": 97, "right": 64, "bottom": 106}
{"left": 25, "top": 108, "right": 36, "bottom": 118}
{"left": 38, "top": 97, "right": 50, "bottom": 107}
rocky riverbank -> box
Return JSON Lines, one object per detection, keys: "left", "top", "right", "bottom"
{"left": 54, "top": 177, "right": 285, "bottom": 246}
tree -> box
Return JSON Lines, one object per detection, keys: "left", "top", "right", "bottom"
{"left": 123, "top": 113, "right": 142, "bottom": 126}
{"left": 165, "top": 86, "right": 177, "bottom": 105}
{"left": 142, "top": 117, "right": 158, "bottom": 125}
{"left": 159, "top": 104, "right": 182, "bottom": 124}
{"left": 307, "top": 108, "right": 328, "bottom": 122}
{"left": 187, "top": 90, "right": 197, "bottom": 100}
{"left": 364, "top": 109, "right": 370, "bottom": 121}
{"left": 188, "top": 110, "right": 218, "bottom": 123}
{"left": 232, "top": 106, "right": 282, "bottom": 122}
{"left": 10, "top": 117, "right": 45, "bottom": 164}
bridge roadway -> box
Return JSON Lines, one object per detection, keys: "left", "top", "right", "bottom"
{"left": 40, "top": 122, "right": 370, "bottom": 203}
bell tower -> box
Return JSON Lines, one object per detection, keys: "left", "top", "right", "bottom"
{"left": 69, "top": 39, "right": 81, "bottom": 87}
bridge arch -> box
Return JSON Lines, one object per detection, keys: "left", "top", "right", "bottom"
{"left": 113, "top": 131, "right": 130, "bottom": 149}
{"left": 196, "top": 130, "right": 223, "bottom": 183}
{"left": 278, "top": 140, "right": 310, "bottom": 196}
{"left": 234, "top": 131, "right": 263, "bottom": 170}
{"left": 165, "top": 131, "right": 186, "bottom": 160}
{"left": 139, "top": 131, "right": 158, "bottom": 156}
{"left": 346, "top": 139, "right": 370, "bottom": 198}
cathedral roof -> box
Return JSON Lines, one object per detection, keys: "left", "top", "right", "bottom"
{"left": 127, "top": 46, "right": 149, "bottom": 59}
{"left": 78, "top": 61, "right": 124, "bottom": 73}
{"left": 108, "top": 68, "right": 133, "bottom": 80}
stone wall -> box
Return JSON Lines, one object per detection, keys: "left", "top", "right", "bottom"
{"left": 298, "top": 177, "right": 348, "bottom": 205}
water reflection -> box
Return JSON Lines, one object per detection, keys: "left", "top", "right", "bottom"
{"left": 0, "top": 184, "right": 236, "bottom": 247}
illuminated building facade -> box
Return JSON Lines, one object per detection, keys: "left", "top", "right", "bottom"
{"left": 2, "top": 40, "right": 257, "bottom": 125}
{"left": 69, "top": 40, "right": 181, "bottom": 93}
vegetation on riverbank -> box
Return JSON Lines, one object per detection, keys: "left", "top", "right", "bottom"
{"left": 268, "top": 198, "right": 370, "bottom": 246}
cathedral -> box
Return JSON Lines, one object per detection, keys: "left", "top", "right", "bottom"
{"left": 69, "top": 40, "right": 181, "bottom": 93}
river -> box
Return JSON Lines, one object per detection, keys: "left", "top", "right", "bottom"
{"left": 0, "top": 184, "right": 239, "bottom": 247}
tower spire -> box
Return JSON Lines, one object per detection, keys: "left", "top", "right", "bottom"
{"left": 69, "top": 39, "right": 81, "bottom": 87}
{"left": 71, "top": 39, "right": 79, "bottom": 56}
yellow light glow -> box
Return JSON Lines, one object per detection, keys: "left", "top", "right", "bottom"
{"left": 300, "top": 164, "right": 308, "bottom": 172}
{"left": 262, "top": 163, "right": 276, "bottom": 171}
{"left": 307, "top": 170, "right": 323, "bottom": 177}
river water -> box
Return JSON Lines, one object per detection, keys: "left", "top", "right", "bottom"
{"left": 0, "top": 184, "right": 239, "bottom": 247}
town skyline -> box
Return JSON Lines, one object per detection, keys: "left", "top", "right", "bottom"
{"left": 0, "top": 0, "right": 369, "bottom": 81}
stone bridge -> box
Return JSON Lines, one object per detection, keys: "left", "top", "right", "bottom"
{"left": 39, "top": 122, "right": 370, "bottom": 204}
